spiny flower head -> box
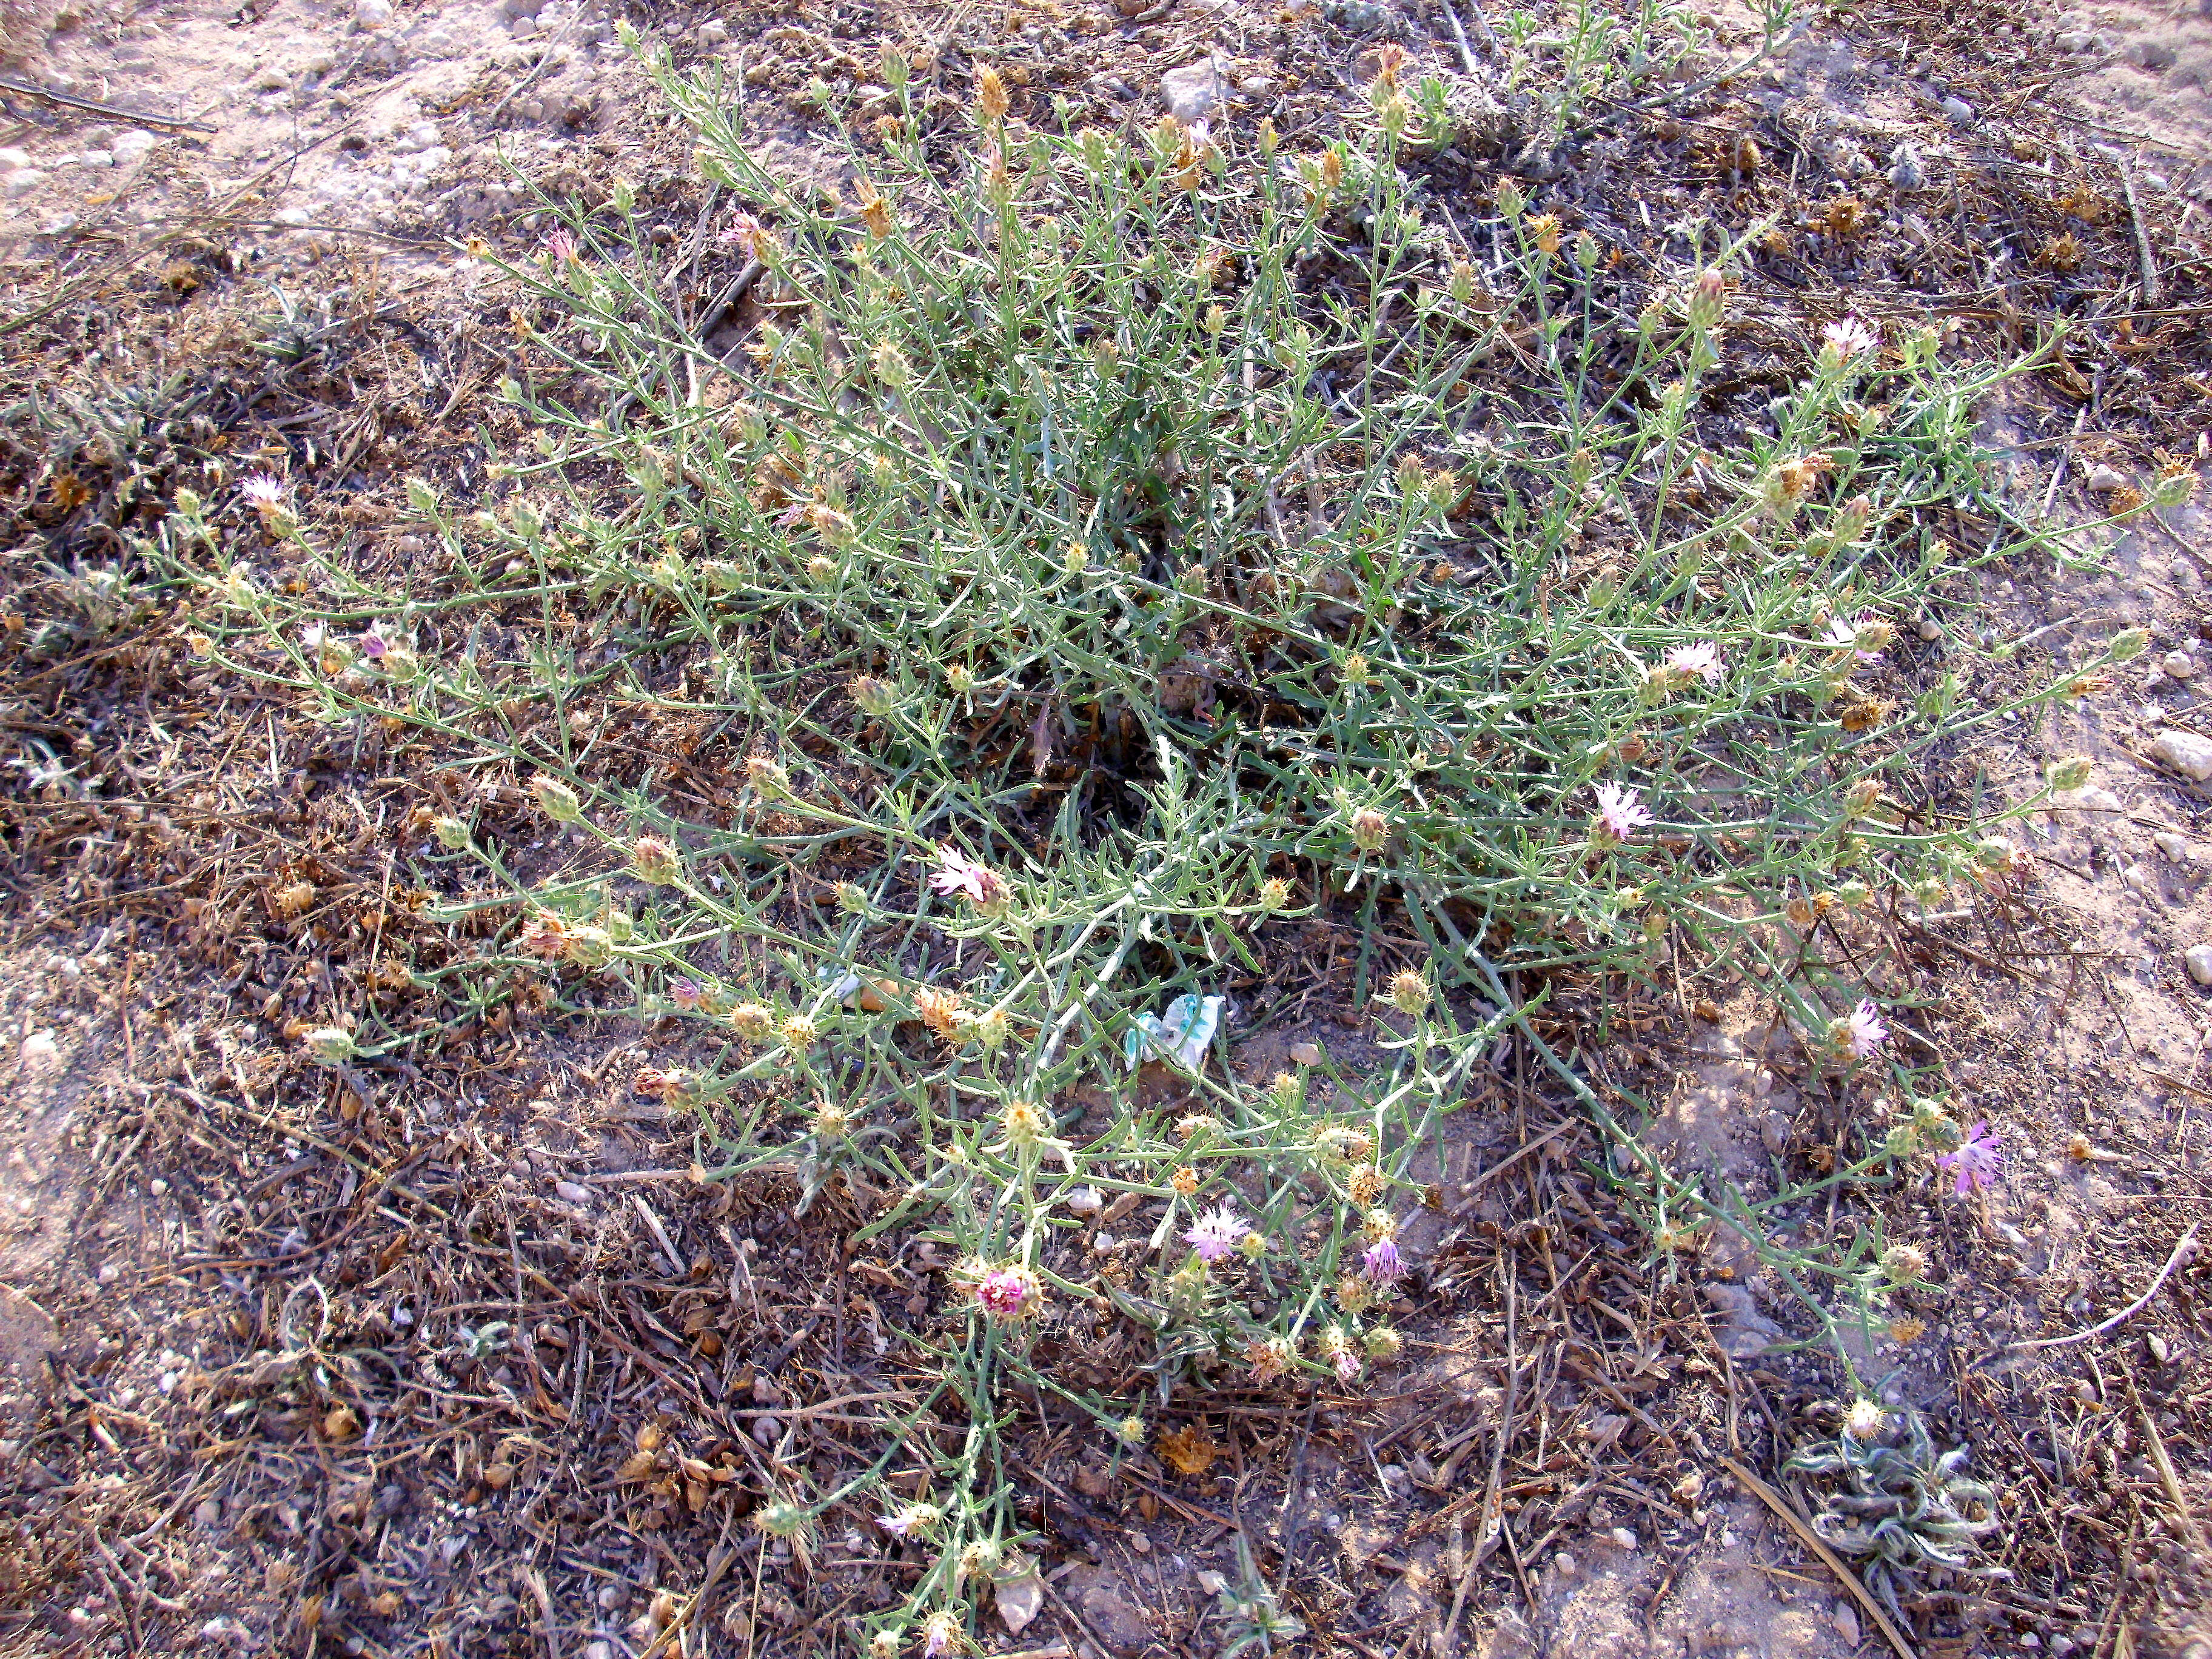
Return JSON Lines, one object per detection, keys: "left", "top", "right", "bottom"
{"left": 630, "top": 835, "right": 680, "bottom": 886}
{"left": 1386, "top": 967, "right": 1432, "bottom": 1017}
{"left": 1247, "top": 1336, "right": 1296, "bottom": 1384}
{"left": 1880, "top": 1243, "right": 1929, "bottom": 1283}
{"left": 975, "top": 65, "right": 1010, "bottom": 124}
{"left": 779, "top": 1013, "right": 819, "bottom": 1050}
{"left": 974, "top": 1265, "right": 1041, "bottom": 1319}
{"left": 921, "top": 1610, "right": 964, "bottom": 1659}
{"left": 1843, "top": 1398, "right": 1887, "bottom": 1441}
{"left": 743, "top": 754, "right": 790, "bottom": 797}
{"left": 1319, "top": 1323, "right": 1362, "bottom": 1383}
{"left": 996, "top": 1097, "right": 1048, "bottom": 1148}
{"left": 955, "top": 1538, "right": 1003, "bottom": 1583}
{"left": 1182, "top": 1204, "right": 1250, "bottom": 1264}
{"left": 1349, "top": 806, "right": 1389, "bottom": 853}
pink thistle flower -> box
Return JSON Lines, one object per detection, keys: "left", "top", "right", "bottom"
{"left": 543, "top": 228, "right": 579, "bottom": 264}
{"left": 1362, "top": 1235, "right": 1404, "bottom": 1283}
{"left": 1821, "top": 315, "right": 1879, "bottom": 363}
{"left": 1664, "top": 641, "right": 1726, "bottom": 685}
{"left": 1838, "top": 997, "right": 1888, "bottom": 1061}
{"left": 358, "top": 625, "right": 389, "bottom": 662}
{"left": 974, "top": 1268, "right": 1030, "bottom": 1318}
{"left": 928, "top": 845, "right": 1008, "bottom": 906}
{"left": 669, "top": 976, "right": 706, "bottom": 1011}
{"left": 1182, "top": 1204, "right": 1249, "bottom": 1264}
{"left": 1333, "top": 1344, "right": 1361, "bottom": 1384}
{"left": 240, "top": 474, "right": 287, "bottom": 515}
{"left": 1823, "top": 612, "right": 1887, "bottom": 663}
{"left": 920, "top": 1611, "right": 961, "bottom": 1659}
{"left": 1937, "top": 1122, "right": 2001, "bottom": 1196}
{"left": 724, "top": 212, "right": 769, "bottom": 258}
{"left": 1592, "top": 781, "right": 1655, "bottom": 842}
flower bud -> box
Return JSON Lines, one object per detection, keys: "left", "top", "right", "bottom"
{"left": 563, "top": 925, "right": 614, "bottom": 968}
{"left": 304, "top": 1027, "right": 357, "bottom": 1067}
{"left": 2110, "top": 626, "right": 2150, "bottom": 663}
{"left": 1687, "top": 268, "right": 1727, "bottom": 334}
{"left": 531, "top": 776, "right": 583, "bottom": 823}
{"left": 2045, "top": 755, "right": 2093, "bottom": 792}
{"left": 1386, "top": 968, "right": 1431, "bottom": 1017}
{"left": 1880, "top": 1243, "right": 1929, "bottom": 1283}
{"left": 1350, "top": 807, "right": 1388, "bottom": 853}
{"left": 745, "top": 756, "right": 790, "bottom": 798}
{"left": 631, "top": 836, "right": 680, "bottom": 885}
{"left": 1259, "top": 877, "right": 1292, "bottom": 912}
{"left": 433, "top": 816, "right": 471, "bottom": 850}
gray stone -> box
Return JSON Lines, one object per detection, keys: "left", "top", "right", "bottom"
{"left": 1057, "top": 1564, "right": 1153, "bottom": 1656}
{"left": 1940, "top": 95, "right": 1975, "bottom": 123}
{"left": 1160, "top": 57, "right": 1227, "bottom": 126}
{"left": 2187, "top": 943, "right": 2212, "bottom": 987}
{"left": 2153, "top": 729, "right": 2212, "bottom": 781}
{"left": 2086, "top": 462, "right": 2128, "bottom": 491}
{"left": 2163, "top": 650, "right": 2197, "bottom": 679}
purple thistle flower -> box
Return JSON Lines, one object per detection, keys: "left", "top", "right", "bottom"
{"left": 975, "top": 1268, "right": 1028, "bottom": 1318}
{"left": 1937, "top": 1122, "right": 2001, "bottom": 1196}
{"left": 1593, "top": 781, "right": 1655, "bottom": 842}
{"left": 1333, "top": 1344, "right": 1361, "bottom": 1384}
{"left": 1182, "top": 1204, "right": 1249, "bottom": 1264}
{"left": 1362, "top": 1236, "right": 1404, "bottom": 1283}
{"left": 669, "top": 976, "right": 706, "bottom": 1011}
{"left": 358, "top": 625, "right": 389, "bottom": 662}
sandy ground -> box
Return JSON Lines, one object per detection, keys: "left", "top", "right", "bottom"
{"left": 2, "top": 1, "right": 2210, "bottom": 1656}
